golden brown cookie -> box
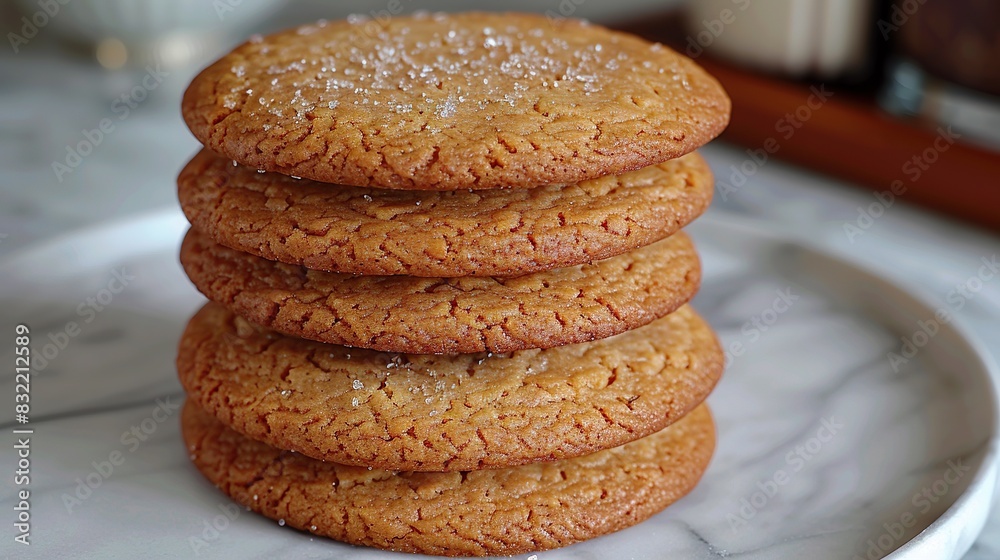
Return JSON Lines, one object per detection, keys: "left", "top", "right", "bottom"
{"left": 182, "top": 399, "right": 715, "bottom": 557}
{"left": 181, "top": 12, "right": 730, "bottom": 190}
{"left": 180, "top": 227, "right": 701, "bottom": 354}
{"left": 177, "top": 302, "right": 723, "bottom": 472}
{"left": 177, "top": 149, "right": 713, "bottom": 277}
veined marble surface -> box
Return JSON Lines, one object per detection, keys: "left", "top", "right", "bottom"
{"left": 1, "top": 7, "right": 1000, "bottom": 559}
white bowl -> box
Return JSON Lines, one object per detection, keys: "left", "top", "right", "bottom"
{"left": 14, "top": 0, "right": 285, "bottom": 66}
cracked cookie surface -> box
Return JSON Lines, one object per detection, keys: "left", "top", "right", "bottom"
{"left": 176, "top": 302, "right": 723, "bottom": 472}
{"left": 180, "top": 227, "right": 700, "bottom": 354}
{"left": 181, "top": 12, "right": 730, "bottom": 190}
{"left": 182, "top": 399, "right": 714, "bottom": 556}
{"left": 177, "top": 149, "right": 713, "bottom": 277}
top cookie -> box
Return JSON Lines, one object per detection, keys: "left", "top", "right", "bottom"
{"left": 182, "top": 12, "right": 730, "bottom": 190}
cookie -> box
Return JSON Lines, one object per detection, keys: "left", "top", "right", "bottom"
{"left": 177, "top": 149, "right": 713, "bottom": 277}
{"left": 182, "top": 399, "right": 715, "bottom": 556}
{"left": 177, "top": 302, "right": 723, "bottom": 472}
{"left": 180, "top": 226, "right": 700, "bottom": 354}
{"left": 182, "top": 12, "right": 730, "bottom": 190}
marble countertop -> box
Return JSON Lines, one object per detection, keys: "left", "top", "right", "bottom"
{"left": 1, "top": 6, "right": 999, "bottom": 559}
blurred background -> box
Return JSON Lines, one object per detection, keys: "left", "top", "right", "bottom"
{"left": 1, "top": 0, "right": 998, "bottom": 247}
{"left": 2, "top": 1, "right": 1000, "bottom": 558}
{"left": 2, "top": 0, "right": 999, "bottom": 245}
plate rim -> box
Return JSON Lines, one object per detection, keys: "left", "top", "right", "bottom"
{"left": 693, "top": 211, "right": 1000, "bottom": 560}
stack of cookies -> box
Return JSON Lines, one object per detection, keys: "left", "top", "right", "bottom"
{"left": 176, "top": 12, "right": 730, "bottom": 557}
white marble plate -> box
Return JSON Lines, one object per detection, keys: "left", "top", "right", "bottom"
{"left": 0, "top": 209, "right": 996, "bottom": 560}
